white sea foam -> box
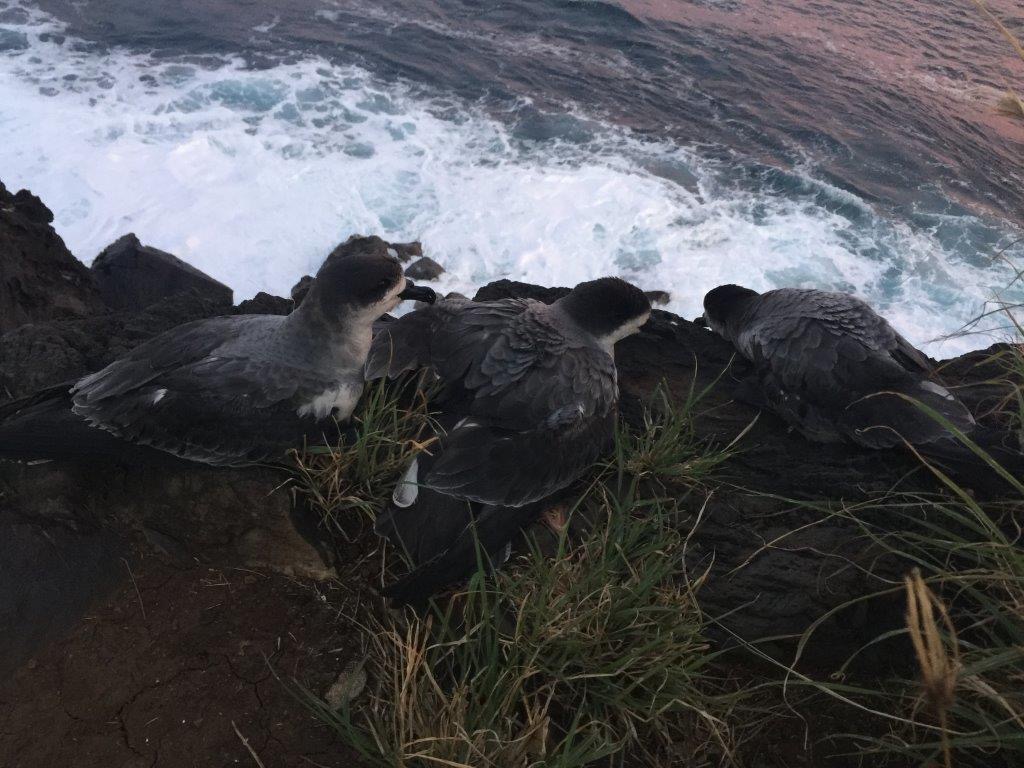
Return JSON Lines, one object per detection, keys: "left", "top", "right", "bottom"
{"left": 0, "top": 1, "right": 1020, "bottom": 355}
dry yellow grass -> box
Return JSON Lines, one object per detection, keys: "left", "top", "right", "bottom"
{"left": 905, "top": 569, "right": 961, "bottom": 768}
{"left": 972, "top": 0, "right": 1024, "bottom": 121}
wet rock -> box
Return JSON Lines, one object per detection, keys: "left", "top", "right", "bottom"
{"left": 0, "top": 181, "right": 104, "bottom": 335}
{"left": 91, "top": 233, "right": 233, "bottom": 312}
{"left": 474, "top": 279, "right": 568, "bottom": 306}
{"left": 0, "top": 291, "right": 228, "bottom": 399}
{"left": 290, "top": 275, "right": 314, "bottom": 306}
{"left": 644, "top": 289, "right": 671, "bottom": 306}
{"left": 404, "top": 256, "right": 445, "bottom": 281}
{"left": 389, "top": 241, "right": 423, "bottom": 263}
{"left": 234, "top": 291, "right": 291, "bottom": 316}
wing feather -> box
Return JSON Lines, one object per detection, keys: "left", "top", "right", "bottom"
{"left": 70, "top": 317, "right": 340, "bottom": 464}
{"left": 370, "top": 296, "right": 619, "bottom": 506}
{"left": 740, "top": 290, "right": 974, "bottom": 446}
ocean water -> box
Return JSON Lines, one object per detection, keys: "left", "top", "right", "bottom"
{"left": 0, "top": 0, "right": 1022, "bottom": 355}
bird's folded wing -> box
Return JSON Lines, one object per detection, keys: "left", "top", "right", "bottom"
{"left": 71, "top": 317, "right": 241, "bottom": 403}
{"left": 427, "top": 318, "right": 618, "bottom": 505}
{"left": 73, "top": 345, "right": 336, "bottom": 465}
{"left": 382, "top": 502, "right": 542, "bottom": 605}
{"left": 423, "top": 410, "right": 616, "bottom": 507}
{"left": 364, "top": 298, "right": 533, "bottom": 381}
{"left": 369, "top": 298, "right": 619, "bottom": 505}
{"left": 745, "top": 312, "right": 915, "bottom": 408}
{"left": 745, "top": 299, "right": 974, "bottom": 446}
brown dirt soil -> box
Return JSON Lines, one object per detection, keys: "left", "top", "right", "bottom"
{"left": 0, "top": 556, "right": 366, "bottom": 768}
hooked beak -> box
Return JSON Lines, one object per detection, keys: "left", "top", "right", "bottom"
{"left": 695, "top": 315, "right": 709, "bottom": 328}
{"left": 399, "top": 281, "right": 437, "bottom": 304}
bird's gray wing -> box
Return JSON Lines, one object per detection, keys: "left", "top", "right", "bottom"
{"left": 71, "top": 318, "right": 339, "bottom": 464}
{"left": 364, "top": 296, "right": 533, "bottom": 381}
{"left": 743, "top": 291, "right": 973, "bottom": 446}
{"left": 370, "top": 298, "right": 618, "bottom": 505}
{"left": 72, "top": 316, "right": 245, "bottom": 402}
{"left": 424, "top": 407, "right": 616, "bottom": 507}
{"left": 742, "top": 291, "right": 927, "bottom": 404}
{"left": 424, "top": 307, "right": 619, "bottom": 506}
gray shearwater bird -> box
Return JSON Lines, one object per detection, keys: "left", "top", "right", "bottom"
{"left": 701, "top": 285, "right": 1023, "bottom": 476}
{"left": 364, "top": 277, "right": 651, "bottom": 603}
{"left": 0, "top": 236, "right": 436, "bottom": 466}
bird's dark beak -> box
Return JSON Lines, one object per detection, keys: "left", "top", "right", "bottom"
{"left": 399, "top": 281, "right": 437, "bottom": 304}
{"left": 696, "top": 315, "right": 709, "bottom": 327}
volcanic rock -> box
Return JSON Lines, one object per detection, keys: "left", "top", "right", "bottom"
{"left": 0, "top": 182, "right": 104, "bottom": 335}
{"left": 404, "top": 256, "right": 445, "bottom": 281}
{"left": 234, "top": 291, "right": 292, "bottom": 315}
{"left": 91, "top": 233, "right": 232, "bottom": 312}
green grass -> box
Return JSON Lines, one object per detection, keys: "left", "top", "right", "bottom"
{"left": 835, "top": 450, "right": 1024, "bottom": 767}
{"left": 763, "top": 338, "right": 1024, "bottom": 766}
{"left": 307, "top": 483, "right": 734, "bottom": 768}
{"left": 290, "top": 338, "right": 1024, "bottom": 767}
{"left": 612, "top": 376, "right": 746, "bottom": 492}
{"left": 291, "top": 374, "right": 436, "bottom": 535}
{"left": 296, "top": 384, "right": 738, "bottom": 767}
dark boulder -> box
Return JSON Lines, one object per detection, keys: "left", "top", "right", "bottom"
{"left": 0, "top": 291, "right": 228, "bottom": 400}
{"left": 644, "top": 289, "right": 671, "bottom": 306}
{"left": 389, "top": 241, "right": 422, "bottom": 262}
{"left": 91, "top": 233, "right": 232, "bottom": 312}
{"left": 404, "top": 256, "right": 445, "bottom": 281}
{"left": 0, "top": 181, "right": 104, "bottom": 335}
{"left": 234, "top": 291, "right": 292, "bottom": 316}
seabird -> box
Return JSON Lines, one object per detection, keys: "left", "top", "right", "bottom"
{"left": 700, "top": 285, "right": 1021, "bottom": 465}
{"left": 0, "top": 236, "right": 436, "bottom": 466}
{"left": 364, "top": 277, "right": 652, "bottom": 603}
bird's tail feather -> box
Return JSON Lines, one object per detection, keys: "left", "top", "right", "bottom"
{"left": 917, "top": 426, "right": 1024, "bottom": 496}
{"left": 382, "top": 502, "right": 540, "bottom": 606}
{"left": 0, "top": 385, "right": 144, "bottom": 463}
{"left": 375, "top": 484, "right": 474, "bottom": 568}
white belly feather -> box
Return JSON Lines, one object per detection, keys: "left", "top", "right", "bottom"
{"left": 297, "top": 384, "right": 361, "bottom": 419}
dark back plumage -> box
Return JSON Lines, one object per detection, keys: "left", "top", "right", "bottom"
{"left": 703, "top": 285, "right": 975, "bottom": 448}
{"left": 366, "top": 283, "right": 647, "bottom": 603}
{"left": 368, "top": 296, "right": 619, "bottom": 505}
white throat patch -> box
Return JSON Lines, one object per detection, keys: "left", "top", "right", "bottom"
{"left": 596, "top": 312, "right": 650, "bottom": 354}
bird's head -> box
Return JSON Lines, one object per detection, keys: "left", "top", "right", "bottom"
{"left": 700, "top": 284, "right": 760, "bottom": 338}
{"left": 304, "top": 236, "right": 436, "bottom": 325}
{"left": 559, "top": 277, "right": 651, "bottom": 351}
